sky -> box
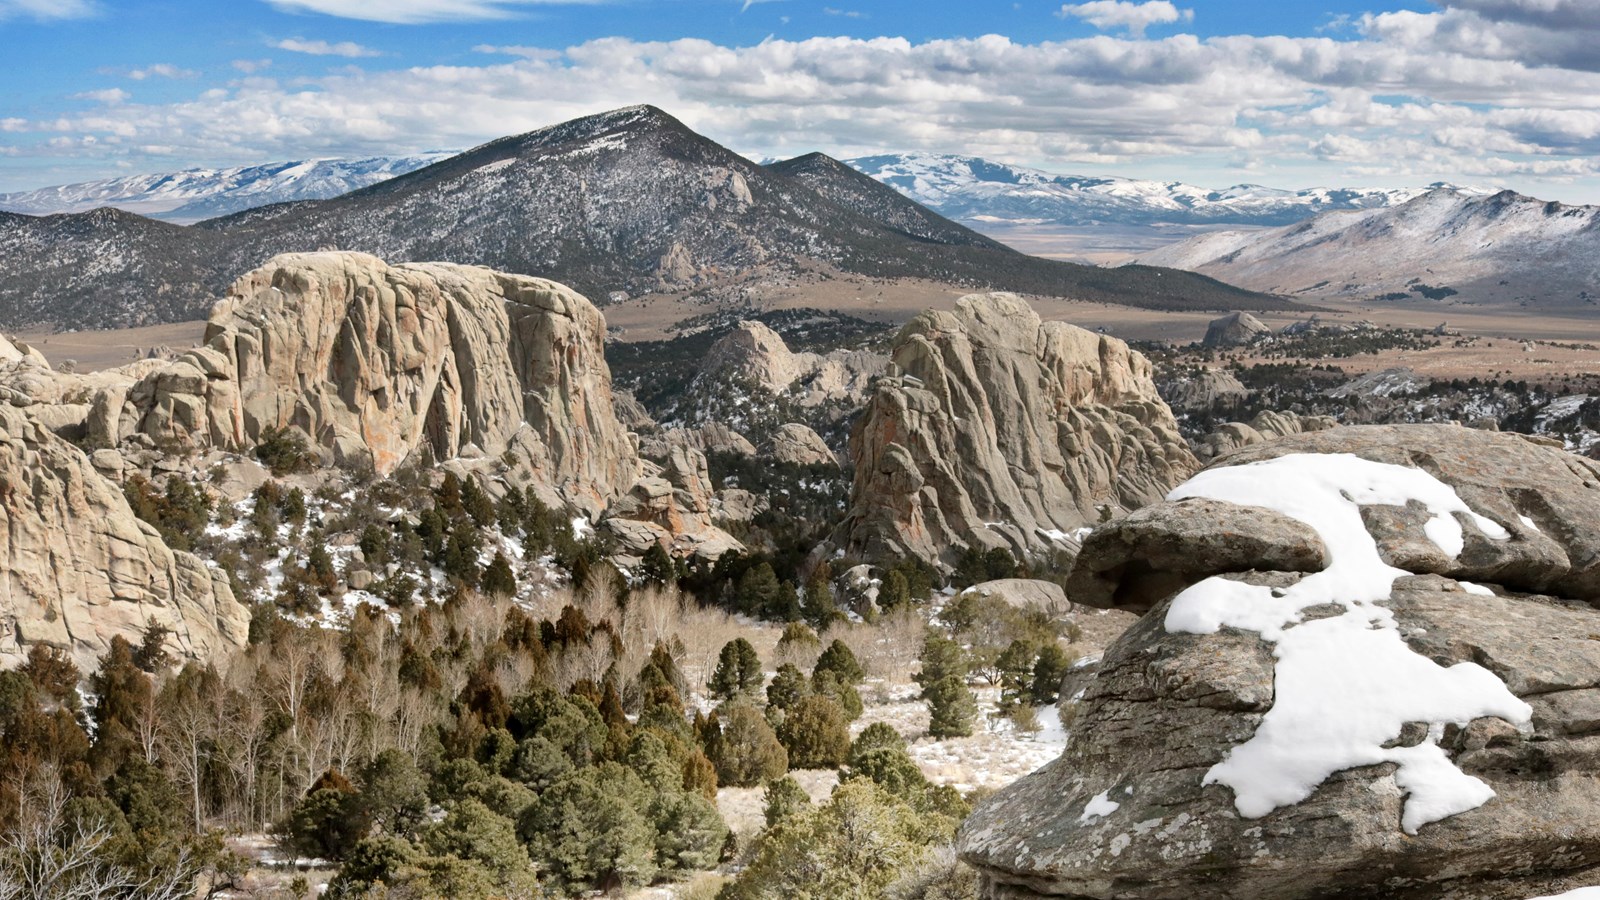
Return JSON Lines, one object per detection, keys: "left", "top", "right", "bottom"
{"left": 5, "top": 0, "right": 1600, "bottom": 200}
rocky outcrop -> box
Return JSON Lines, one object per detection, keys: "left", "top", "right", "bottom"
{"left": 1163, "top": 367, "right": 1249, "bottom": 412}
{"left": 0, "top": 405, "right": 246, "bottom": 671}
{"left": 637, "top": 423, "right": 756, "bottom": 461}
{"left": 1194, "top": 409, "right": 1338, "bottom": 460}
{"left": 765, "top": 423, "right": 836, "bottom": 467}
{"left": 697, "top": 321, "right": 885, "bottom": 406}
{"left": 89, "top": 252, "right": 641, "bottom": 515}
{"left": 1203, "top": 310, "right": 1270, "bottom": 347}
{"left": 600, "top": 445, "right": 741, "bottom": 561}
{"left": 962, "top": 424, "right": 1600, "bottom": 899}
{"left": 838, "top": 293, "right": 1197, "bottom": 568}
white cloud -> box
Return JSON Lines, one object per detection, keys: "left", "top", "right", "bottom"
{"left": 16, "top": 22, "right": 1600, "bottom": 196}
{"left": 263, "top": 0, "right": 609, "bottom": 24}
{"left": 273, "top": 37, "right": 382, "bottom": 57}
{"left": 1059, "top": 1, "right": 1192, "bottom": 38}
{"left": 72, "top": 88, "right": 129, "bottom": 104}
{"left": 233, "top": 58, "right": 274, "bottom": 73}
{"left": 473, "top": 44, "right": 562, "bottom": 60}
{"left": 0, "top": 0, "right": 96, "bottom": 21}
{"left": 124, "top": 63, "right": 198, "bottom": 80}
{"left": 823, "top": 7, "right": 864, "bottom": 18}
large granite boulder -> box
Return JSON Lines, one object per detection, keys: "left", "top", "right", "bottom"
{"left": 960, "top": 424, "right": 1600, "bottom": 899}
{"left": 90, "top": 252, "right": 640, "bottom": 515}
{"left": 838, "top": 293, "right": 1197, "bottom": 568}
{"left": 0, "top": 406, "right": 246, "bottom": 672}
{"left": 1202, "top": 311, "right": 1270, "bottom": 348}
{"left": 766, "top": 422, "right": 837, "bottom": 467}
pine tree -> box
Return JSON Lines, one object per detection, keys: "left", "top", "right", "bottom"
{"left": 918, "top": 633, "right": 976, "bottom": 739}
{"left": 765, "top": 664, "right": 809, "bottom": 713}
{"left": 735, "top": 563, "right": 784, "bottom": 619}
{"left": 813, "top": 639, "right": 864, "bottom": 686}
{"left": 880, "top": 569, "right": 912, "bottom": 611}
{"left": 709, "top": 638, "right": 763, "bottom": 701}
{"left": 481, "top": 552, "right": 517, "bottom": 598}
{"left": 801, "top": 565, "right": 841, "bottom": 630}
{"left": 638, "top": 542, "right": 676, "bottom": 587}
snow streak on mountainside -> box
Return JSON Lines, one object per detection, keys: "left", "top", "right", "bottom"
{"left": 0, "top": 155, "right": 449, "bottom": 224}
{"left": 847, "top": 153, "right": 1441, "bottom": 228}
{"left": 1132, "top": 187, "right": 1600, "bottom": 309}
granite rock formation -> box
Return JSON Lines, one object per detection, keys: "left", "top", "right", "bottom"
{"left": 838, "top": 293, "right": 1197, "bottom": 568}
{"left": 962, "top": 424, "right": 1600, "bottom": 899}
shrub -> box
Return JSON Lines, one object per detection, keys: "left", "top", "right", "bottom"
{"left": 776, "top": 694, "right": 850, "bottom": 769}
{"left": 255, "top": 426, "right": 315, "bottom": 476}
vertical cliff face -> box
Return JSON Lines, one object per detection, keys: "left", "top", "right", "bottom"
{"left": 0, "top": 405, "right": 245, "bottom": 672}
{"left": 93, "top": 252, "right": 642, "bottom": 514}
{"left": 838, "top": 293, "right": 1197, "bottom": 567}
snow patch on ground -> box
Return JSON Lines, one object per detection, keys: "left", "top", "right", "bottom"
{"left": 1164, "top": 452, "right": 1530, "bottom": 834}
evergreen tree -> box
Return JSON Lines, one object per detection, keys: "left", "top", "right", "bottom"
{"left": 813, "top": 639, "right": 864, "bottom": 685}
{"left": 480, "top": 552, "right": 517, "bottom": 598}
{"left": 518, "top": 763, "right": 658, "bottom": 890}
{"left": 881, "top": 568, "right": 912, "bottom": 611}
{"left": 801, "top": 565, "right": 841, "bottom": 630}
{"left": 765, "top": 664, "right": 809, "bottom": 713}
{"left": 638, "top": 542, "right": 677, "bottom": 587}
{"left": 776, "top": 694, "right": 850, "bottom": 769}
{"left": 709, "top": 638, "right": 763, "bottom": 701}
{"left": 735, "top": 562, "right": 786, "bottom": 619}
{"left": 811, "top": 670, "right": 863, "bottom": 722}
{"left": 996, "top": 639, "right": 1040, "bottom": 712}
{"left": 1030, "top": 644, "right": 1076, "bottom": 706}
{"left": 918, "top": 634, "right": 976, "bottom": 740}
{"left": 708, "top": 701, "right": 788, "bottom": 787}
{"left": 763, "top": 775, "right": 811, "bottom": 827}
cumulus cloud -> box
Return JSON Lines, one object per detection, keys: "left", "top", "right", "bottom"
{"left": 14, "top": 22, "right": 1600, "bottom": 193}
{"left": 1059, "top": 1, "right": 1192, "bottom": 38}
{"left": 273, "top": 37, "right": 382, "bottom": 57}
{"left": 0, "top": 0, "right": 96, "bottom": 21}
{"left": 263, "top": 0, "right": 609, "bottom": 24}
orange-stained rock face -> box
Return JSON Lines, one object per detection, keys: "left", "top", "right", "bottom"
{"left": 837, "top": 292, "right": 1198, "bottom": 569}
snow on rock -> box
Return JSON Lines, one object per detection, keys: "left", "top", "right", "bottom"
{"left": 1164, "top": 452, "right": 1529, "bottom": 834}
{"left": 1078, "top": 789, "right": 1122, "bottom": 824}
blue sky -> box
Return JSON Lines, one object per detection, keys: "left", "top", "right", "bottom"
{"left": 6, "top": 0, "right": 1600, "bottom": 199}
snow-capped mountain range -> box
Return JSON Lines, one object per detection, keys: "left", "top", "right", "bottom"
{"left": 4, "top": 148, "right": 1454, "bottom": 233}
{"left": 1132, "top": 187, "right": 1600, "bottom": 309}
{"left": 0, "top": 155, "right": 449, "bottom": 224}
{"left": 845, "top": 153, "right": 1449, "bottom": 228}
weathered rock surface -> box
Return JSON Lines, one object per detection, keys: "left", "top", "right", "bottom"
{"left": 638, "top": 423, "right": 756, "bottom": 461}
{"left": 1163, "top": 367, "right": 1249, "bottom": 412}
{"left": 962, "top": 424, "right": 1600, "bottom": 899}
{"left": 838, "top": 293, "right": 1197, "bottom": 568}
{"left": 1203, "top": 310, "right": 1270, "bottom": 347}
{"left": 766, "top": 422, "right": 837, "bottom": 467}
{"left": 0, "top": 405, "right": 246, "bottom": 671}
{"left": 90, "top": 252, "right": 641, "bottom": 514}
{"left": 697, "top": 320, "right": 886, "bottom": 407}
{"left": 1194, "top": 409, "right": 1338, "bottom": 460}
{"left": 958, "top": 579, "right": 1070, "bottom": 618}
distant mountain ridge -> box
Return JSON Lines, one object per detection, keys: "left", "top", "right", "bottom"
{"left": 0, "top": 105, "right": 1289, "bottom": 331}
{"left": 1131, "top": 186, "right": 1600, "bottom": 309}
{"left": 846, "top": 153, "right": 1456, "bottom": 228}
{"left": 0, "top": 155, "right": 449, "bottom": 224}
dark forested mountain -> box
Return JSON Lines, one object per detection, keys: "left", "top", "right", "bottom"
{"left": 0, "top": 105, "right": 1288, "bottom": 330}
